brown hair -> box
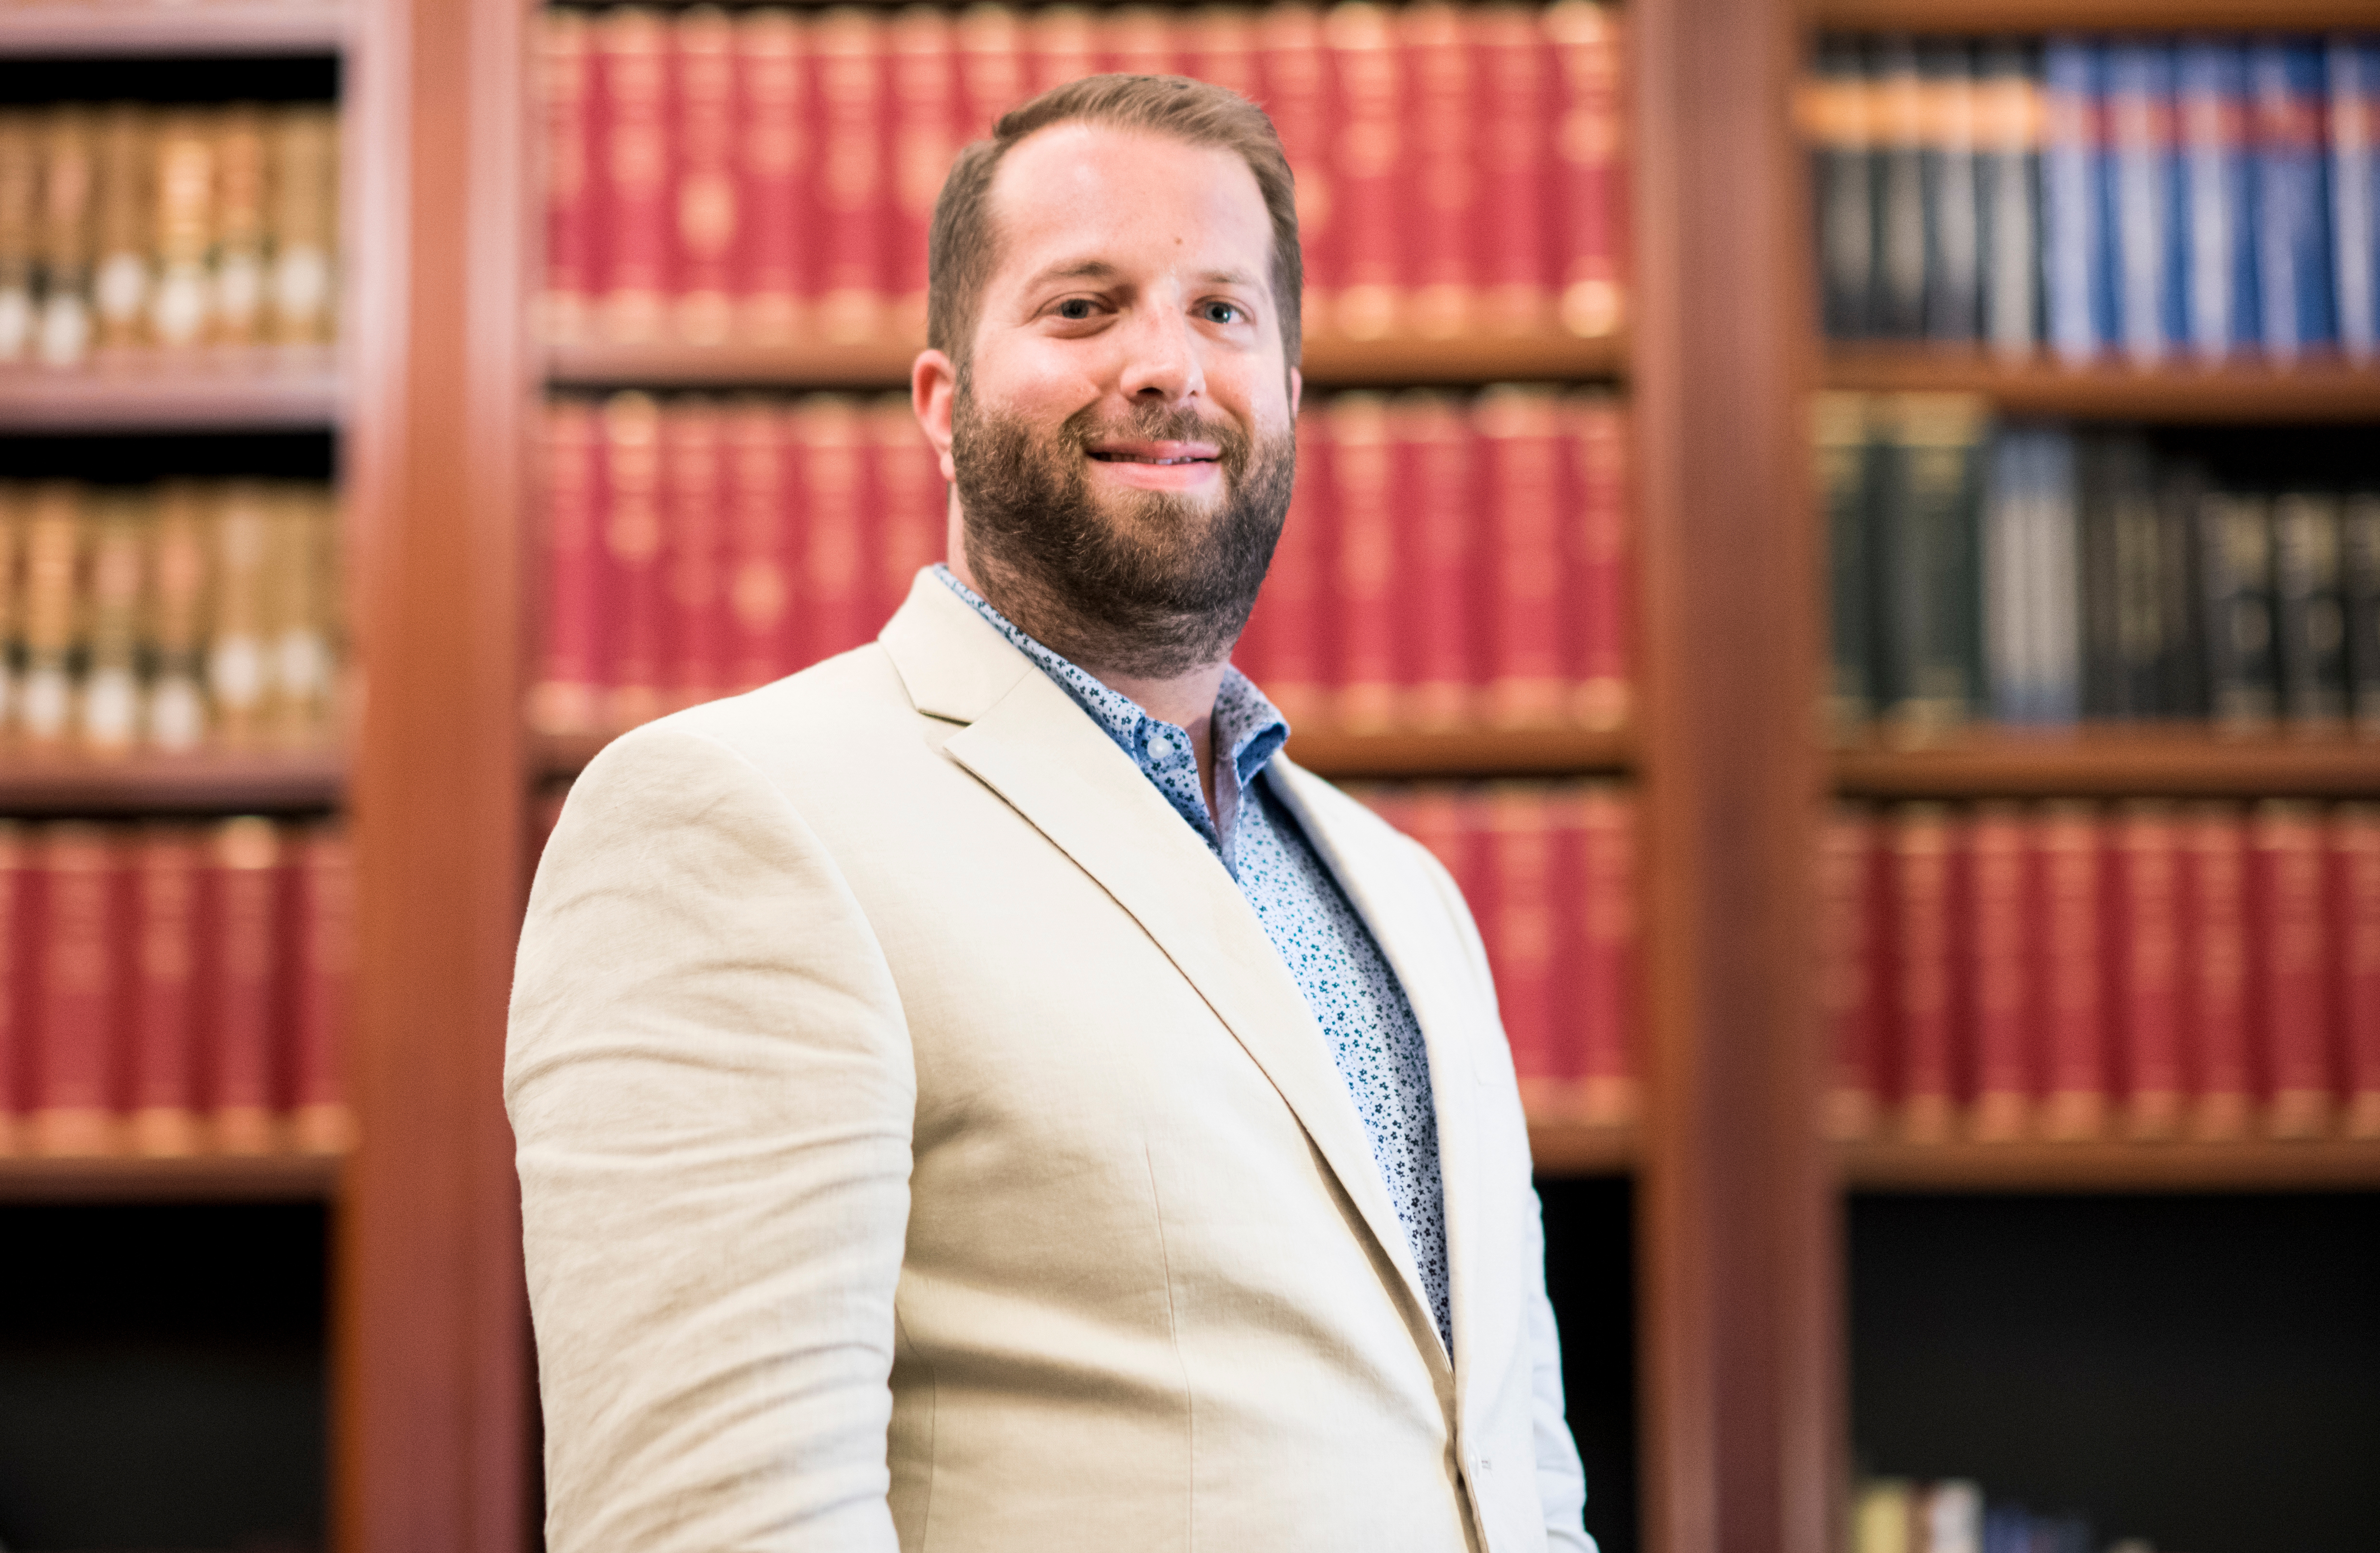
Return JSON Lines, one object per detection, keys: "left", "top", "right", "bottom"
{"left": 927, "top": 74, "right": 1303, "bottom": 372}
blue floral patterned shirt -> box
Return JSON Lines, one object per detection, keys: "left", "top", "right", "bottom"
{"left": 934, "top": 565, "right": 1452, "bottom": 1352}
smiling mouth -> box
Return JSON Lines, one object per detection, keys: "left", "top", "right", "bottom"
{"left": 1088, "top": 452, "right": 1217, "bottom": 466}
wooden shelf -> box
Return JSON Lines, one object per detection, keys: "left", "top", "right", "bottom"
{"left": 1807, "top": 0, "right": 2380, "bottom": 31}
{"left": 0, "top": 1149, "right": 343, "bottom": 1203}
{"left": 1528, "top": 1116, "right": 1638, "bottom": 1177}
{"left": 0, "top": 348, "right": 342, "bottom": 432}
{"left": 0, "top": 745, "right": 343, "bottom": 813}
{"left": 1822, "top": 347, "right": 2380, "bottom": 423}
{"left": 1833, "top": 725, "right": 2380, "bottom": 800}
{"left": 534, "top": 724, "right": 1634, "bottom": 784}
{"left": 1842, "top": 1135, "right": 2380, "bottom": 1193}
{"left": 0, "top": 0, "right": 348, "bottom": 53}
{"left": 546, "top": 332, "right": 1626, "bottom": 394}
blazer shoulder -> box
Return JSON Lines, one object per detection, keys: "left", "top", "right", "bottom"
{"left": 583, "top": 642, "right": 932, "bottom": 790}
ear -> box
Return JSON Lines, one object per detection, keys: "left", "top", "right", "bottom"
{"left": 911, "top": 348, "right": 959, "bottom": 483}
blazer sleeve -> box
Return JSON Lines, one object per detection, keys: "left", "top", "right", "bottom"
{"left": 507, "top": 722, "right": 916, "bottom": 1553}
{"left": 1408, "top": 837, "right": 1598, "bottom": 1553}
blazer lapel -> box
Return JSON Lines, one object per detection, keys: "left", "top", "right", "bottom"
{"left": 878, "top": 576, "right": 1446, "bottom": 1370}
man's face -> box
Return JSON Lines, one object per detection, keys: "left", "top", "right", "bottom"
{"left": 914, "top": 122, "right": 1302, "bottom": 678}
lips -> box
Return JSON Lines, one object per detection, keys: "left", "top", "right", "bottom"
{"left": 1085, "top": 440, "right": 1221, "bottom": 467}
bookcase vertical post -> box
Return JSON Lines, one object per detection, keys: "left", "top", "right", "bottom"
{"left": 339, "top": 0, "right": 533, "bottom": 1540}
{"left": 1630, "top": 0, "right": 1839, "bottom": 1549}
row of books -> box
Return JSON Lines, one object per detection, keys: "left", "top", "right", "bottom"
{"left": 542, "top": 0, "right": 1625, "bottom": 348}
{"left": 0, "top": 817, "right": 349, "bottom": 1160}
{"left": 1853, "top": 1479, "right": 2154, "bottom": 1553}
{"left": 0, "top": 480, "right": 341, "bottom": 753}
{"left": 1356, "top": 781, "right": 1633, "bottom": 1121}
{"left": 0, "top": 103, "right": 340, "bottom": 366}
{"left": 1817, "top": 394, "right": 2380, "bottom": 732}
{"left": 533, "top": 387, "right": 1629, "bottom": 740}
{"left": 1822, "top": 801, "right": 2380, "bottom": 1146}
{"left": 1806, "top": 35, "right": 2380, "bottom": 362}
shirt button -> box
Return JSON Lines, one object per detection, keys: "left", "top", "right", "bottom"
{"left": 1146, "top": 732, "right": 1172, "bottom": 759}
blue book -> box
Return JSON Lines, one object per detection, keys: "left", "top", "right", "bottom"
{"left": 2250, "top": 37, "right": 2339, "bottom": 356}
{"left": 2178, "top": 38, "right": 2261, "bottom": 356}
{"left": 2107, "top": 39, "right": 2188, "bottom": 360}
{"left": 2043, "top": 38, "right": 2111, "bottom": 360}
{"left": 2330, "top": 36, "right": 2380, "bottom": 360}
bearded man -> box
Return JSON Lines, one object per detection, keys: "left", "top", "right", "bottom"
{"left": 508, "top": 74, "right": 1592, "bottom": 1553}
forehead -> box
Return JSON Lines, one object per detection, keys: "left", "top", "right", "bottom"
{"left": 982, "top": 123, "right": 1275, "bottom": 290}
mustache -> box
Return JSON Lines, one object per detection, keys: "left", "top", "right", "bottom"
{"left": 1060, "top": 402, "right": 1252, "bottom": 472}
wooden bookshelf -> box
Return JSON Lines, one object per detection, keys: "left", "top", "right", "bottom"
{"left": 0, "top": 0, "right": 348, "bottom": 53}
{"left": 0, "top": 1150, "right": 344, "bottom": 1204}
{"left": 0, "top": 746, "right": 344, "bottom": 813}
{"left": 0, "top": 350, "right": 343, "bottom": 432}
{"left": 546, "top": 332, "right": 1627, "bottom": 393}
{"left": 1833, "top": 725, "right": 2380, "bottom": 800}
{"left": 1528, "top": 1116, "right": 1640, "bottom": 1177}
{"left": 1807, "top": 0, "right": 2380, "bottom": 31}
{"left": 1822, "top": 347, "right": 2380, "bottom": 423}
{"left": 1841, "top": 1135, "right": 2380, "bottom": 1193}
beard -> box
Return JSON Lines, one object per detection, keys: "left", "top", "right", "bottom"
{"left": 949, "top": 385, "right": 1297, "bottom": 680}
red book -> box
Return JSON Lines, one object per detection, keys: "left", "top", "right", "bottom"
{"left": 1818, "top": 807, "right": 1882, "bottom": 1140}
{"left": 603, "top": 391, "right": 668, "bottom": 732}
{"left": 1545, "top": 0, "right": 1626, "bottom": 338}
{"left": 204, "top": 818, "right": 280, "bottom": 1156}
{"left": 1563, "top": 391, "right": 1629, "bottom": 730}
{"left": 812, "top": 9, "right": 887, "bottom": 345}
{"left": 287, "top": 826, "right": 353, "bottom": 1155}
{"left": 1257, "top": 5, "right": 1337, "bottom": 328}
{"left": 1401, "top": 2, "right": 1479, "bottom": 339}
{"left": 1471, "top": 3, "right": 1554, "bottom": 335}
{"left": 1105, "top": 7, "right": 1178, "bottom": 76}
{"left": 1180, "top": 6, "right": 1260, "bottom": 102}
{"left": 541, "top": 10, "right": 596, "bottom": 346}
{"left": 1574, "top": 782, "right": 1634, "bottom": 1124}
{"left": 2251, "top": 801, "right": 2332, "bottom": 1138}
{"left": 536, "top": 399, "right": 604, "bottom": 738}
{"left": 2332, "top": 805, "right": 2380, "bottom": 1138}
{"left": 33, "top": 824, "right": 121, "bottom": 1156}
{"left": 0, "top": 824, "right": 24, "bottom": 1153}
{"left": 735, "top": 8, "right": 808, "bottom": 345}
{"left": 1400, "top": 784, "right": 1471, "bottom": 889}
{"left": 797, "top": 394, "right": 873, "bottom": 664}
{"left": 1027, "top": 5, "right": 1099, "bottom": 96}
{"left": 1394, "top": 390, "right": 1476, "bottom": 730}
{"left": 1328, "top": 393, "right": 1397, "bottom": 731}
{"left": 671, "top": 5, "right": 741, "bottom": 346}
{"left": 2037, "top": 803, "right": 2106, "bottom": 1139}
{"left": 1965, "top": 803, "right": 2032, "bottom": 1141}
{"left": 870, "top": 393, "right": 944, "bottom": 629}
{"left": 1323, "top": 0, "right": 1404, "bottom": 341}
{"left": 955, "top": 4, "right": 1026, "bottom": 142}
{"left": 128, "top": 825, "right": 203, "bottom": 1158}
{"left": 2114, "top": 802, "right": 2184, "bottom": 1137}
{"left": 1249, "top": 407, "right": 1329, "bottom": 726}
{"left": 1487, "top": 784, "right": 1558, "bottom": 1097}
{"left": 725, "top": 399, "right": 798, "bottom": 690}
{"left": 594, "top": 6, "right": 675, "bottom": 345}
{"left": 2183, "top": 803, "right": 2254, "bottom": 1140}
{"left": 1478, "top": 386, "right": 1565, "bottom": 728}
{"left": 662, "top": 398, "right": 727, "bottom": 709}
{"left": 1890, "top": 805, "right": 1957, "bottom": 1143}
{"left": 889, "top": 9, "right": 954, "bottom": 344}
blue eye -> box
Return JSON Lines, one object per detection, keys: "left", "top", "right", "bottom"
{"left": 1204, "top": 301, "right": 1243, "bottom": 324}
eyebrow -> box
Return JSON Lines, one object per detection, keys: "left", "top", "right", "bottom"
{"left": 1019, "top": 259, "right": 1267, "bottom": 292}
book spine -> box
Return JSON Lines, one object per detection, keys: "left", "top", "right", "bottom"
{"left": 2041, "top": 37, "right": 2105, "bottom": 362}
{"left": 206, "top": 818, "right": 280, "bottom": 1155}
{"left": 1919, "top": 40, "right": 1983, "bottom": 343}
{"left": 1567, "top": 391, "right": 1630, "bottom": 730}
{"left": 602, "top": 391, "right": 667, "bottom": 732}
{"left": 2109, "top": 435, "right": 2166, "bottom": 718}
{"left": 2345, "top": 493, "right": 2380, "bottom": 732}
{"left": 209, "top": 484, "right": 275, "bottom": 747}
{"left": 1547, "top": 0, "right": 1624, "bottom": 338}
{"left": 1575, "top": 782, "right": 1634, "bottom": 1123}
{"left": 869, "top": 392, "right": 944, "bottom": 628}
{"left": 17, "top": 482, "right": 80, "bottom": 745}
{"left": 1814, "top": 392, "right": 1875, "bottom": 727}
{"left": 209, "top": 107, "right": 269, "bottom": 347}
{"left": 2105, "top": 40, "right": 2182, "bottom": 364}
{"left": 0, "top": 824, "right": 22, "bottom": 1154}
{"left": 1249, "top": 407, "right": 1329, "bottom": 725}
{"left": 1884, "top": 393, "right": 1987, "bottom": 732}
{"left": 1820, "top": 806, "right": 1882, "bottom": 1139}
{"left": 1978, "top": 41, "right": 2042, "bottom": 357}
{"left": 796, "top": 394, "right": 871, "bottom": 663}
{"left": 735, "top": 8, "right": 807, "bottom": 345}
{"left": 1480, "top": 386, "right": 1566, "bottom": 727}
{"left": 725, "top": 398, "right": 796, "bottom": 690}
{"left": 267, "top": 106, "right": 338, "bottom": 348}
{"left": 2177, "top": 38, "right": 2256, "bottom": 359}
{"left": 1396, "top": 390, "right": 1475, "bottom": 730}
{"left": 1472, "top": 3, "right": 1553, "bottom": 335}
{"left": 2155, "top": 461, "right": 2208, "bottom": 718}
{"left": 128, "top": 826, "right": 202, "bottom": 1157}
{"left": 2251, "top": 801, "right": 2333, "bottom": 1137}
{"left": 1325, "top": 1, "right": 1403, "bottom": 342}
{"left": 90, "top": 105, "right": 149, "bottom": 352}
{"left": 1401, "top": 4, "right": 1478, "bottom": 341}
{"left": 671, "top": 5, "right": 741, "bottom": 347}
{"left": 955, "top": 3, "right": 1026, "bottom": 143}
{"left": 1891, "top": 804, "right": 1959, "bottom": 1143}
{"left": 1259, "top": 6, "right": 1337, "bottom": 328}
{"left": 2333, "top": 38, "right": 2380, "bottom": 363}
{"left": 1966, "top": 803, "right": 2032, "bottom": 1140}
{"left": 1983, "top": 426, "right": 2029, "bottom": 720}
{"left": 595, "top": 7, "right": 674, "bottom": 346}
{"left": 1328, "top": 392, "right": 1398, "bottom": 730}
{"left": 146, "top": 483, "right": 208, "bottom": 752}
{"left": 33, "top": 824, "right": 120, "bottom": 1156}
{"left": 287, "top": 826, "right": 353, "bottom": 1154}
{"left": 2034, "top": 427, "right": 2084, "bottom": 723}
{"left": 80, "top": 492, "right": 146, "bottom": 754}
{"left": 1104, "top": 6, "right": 1179, "bottom": 75}
{"left": 1873, "top": 36, "right": 1928, "bottom": 339}
{"left": 1810, "top": 37, "right": 1878, "bottom": 340}
{"left": 2200, "top": 490, "right": 2279, "bottom": 727}
{"left": 2334, "top": 804, "right": 2380, "bottom": 1137}
{"left": 661, "top": 397, "right": 726, "bottom": 709}
{"left": 813, "top": 9, "right": 888, "bottom": 345}
{"left": 2183, "top": 803, "right": 2253, "bottom": 1139}
{"left": 1025, "top": 6, "right": 1098, "bottom": 94}
{"left": 542, "top": 9, "right": 593, "bottom": 343}
{"left": 534, "top": 400, "right": 604, "bottom": 737}
{"left": 0, "top": 114, "right": 30, "bottom": 362}
{"left": 2038, "top": 802, "right": 2105, "bottom": 1139}
{"left": 37, "top": 107, "right": 96, "bottom": 367}
{"left": 147, "top": 111, "right": 212, "bottom": 348}
{"left": 2250, "top": 39, "right": 2339, "bottom": 359}
{"left": 889, "top": 8, "right": 954, "bottom": 345}
{"left": 2271, "top": 492, "right": 2348, "bottom": 721}
{"left": 2115, "top": 801, "right": 2183, "bottom": 1136}
{"left": 1488, "top": 784, "right": 1558, "bottom": 1096}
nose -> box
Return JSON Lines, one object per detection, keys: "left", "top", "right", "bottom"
{"left": 1115, "top": 302, "right": 1206, "bottom": 408}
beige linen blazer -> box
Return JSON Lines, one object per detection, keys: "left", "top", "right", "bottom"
{"left": 508, "top": 571, "right": 1592, "bottom": 1553}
